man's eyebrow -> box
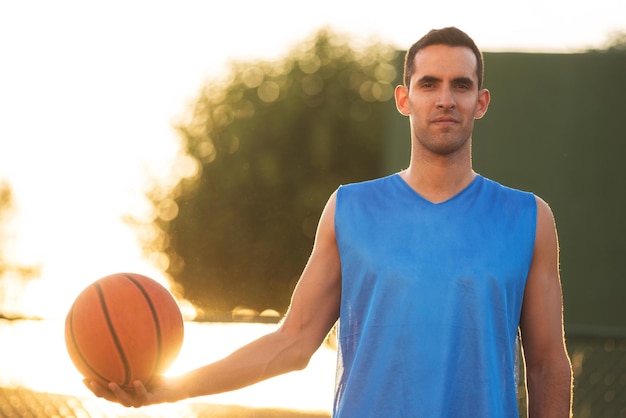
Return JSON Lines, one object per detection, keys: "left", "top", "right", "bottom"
{"left": 416, "top": 75, "right": 475, "bottom": 86}
{"left": 453, "top": 77, "right": 475, "bottom": 86}
{"left": 416, "top": 75, "right": 441, "bottom": 84}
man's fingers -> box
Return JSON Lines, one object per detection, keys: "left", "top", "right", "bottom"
{"left": 83, "top": 379, "right": 155, "bottom": 408}
{"left": 108, "top": 382, "right": 144, "bottom": 408}
{"left": 84, "top": 379, "right": 117, "bottom": 402}
{"left": 132, "top": 380, "right": 149, "bottom": 398}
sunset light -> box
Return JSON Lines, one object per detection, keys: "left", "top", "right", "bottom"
{"left": 1, "top": 0, "right": 624, "bottom": 416}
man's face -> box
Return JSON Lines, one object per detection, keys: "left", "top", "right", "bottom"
{"left": 395, "top": 44, "right": 490, "bottom": 158}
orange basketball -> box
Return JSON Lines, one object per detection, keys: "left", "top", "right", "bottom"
{"left": 65, "top": 272, "right": 184, "bottom": 389}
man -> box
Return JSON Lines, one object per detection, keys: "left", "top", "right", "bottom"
{"left": 88, "top": 27, "right": 573, "bottom": 417}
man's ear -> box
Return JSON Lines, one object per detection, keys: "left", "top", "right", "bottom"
{"left": 474, "top": 88, "right": 491, "bottom": 119}
{"left": 395, "top": 85, "right": 410, "bottom": 116}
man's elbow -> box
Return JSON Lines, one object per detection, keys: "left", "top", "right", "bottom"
{"left": 290, "top": 350, "right": 313, "bottom": 371}
{"left": 525, "top": 351, "right": 573, "bottom": 399}
{"left": 527, "top": 353, "right": 572, "bottom": 380}
{"left": 286, "top": 339, "right": 319, "bottom": 371}
{"left": 273, "top": 328, "right": 320, "bottom": 373}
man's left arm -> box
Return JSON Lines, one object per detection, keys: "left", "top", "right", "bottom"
{"left": 519, "top": 196, "right": 573, "bottom": 418}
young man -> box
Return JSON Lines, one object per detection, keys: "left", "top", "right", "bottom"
{"left": 88, "top": 27, "right": 573, "bottom": 417}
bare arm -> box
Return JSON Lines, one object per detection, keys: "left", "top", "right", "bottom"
{"left": 88, "top": 192, "right": 342, "bottom": 407}
{"left": 519, "top": 196, "right": 573, "bottom": 417}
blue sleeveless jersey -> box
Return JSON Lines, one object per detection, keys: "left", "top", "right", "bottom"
{"left": 333, "top": 174, "right": 537, "bottom": 417}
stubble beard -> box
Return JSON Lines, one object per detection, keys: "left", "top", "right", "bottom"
{"left": 415, "top": 128, "right": 472, "bottom": 158}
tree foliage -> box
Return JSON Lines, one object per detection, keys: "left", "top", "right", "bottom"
{"left": 587, "top": 30, "right": 626, "bottom": 52}
{"left": 605, "top": 30, "right": 626, "bottom": 51}
{"left": 146, "top": 30, "right": 400, "bottom": 316}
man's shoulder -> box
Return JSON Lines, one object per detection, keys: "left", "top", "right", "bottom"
{"left": 338, "top": 173, "right": 397, "bottom": 193}
{"left": 477, "top": 176, "right": 538, "bottom": 219}
{"left": 479, "top": 175, "right": 535, "bottom": 198}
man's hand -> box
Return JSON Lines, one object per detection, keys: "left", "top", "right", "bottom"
{"left": 84, "top": 376, "right": 182, "bottom": 408}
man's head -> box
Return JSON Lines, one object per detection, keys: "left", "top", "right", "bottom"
{"left": 403, "top": 27, "right": 484, "bottom": 90}
{"left": 394, "top": 28, "right": 491, "bottom": 159}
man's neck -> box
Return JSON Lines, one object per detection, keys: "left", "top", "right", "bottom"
{"left": 399, "top": 164, "right": 476, "bottom": 204}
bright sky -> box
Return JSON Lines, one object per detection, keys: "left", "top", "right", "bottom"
{"left": 0, "top": 0, "right": 624, "bottom": 318}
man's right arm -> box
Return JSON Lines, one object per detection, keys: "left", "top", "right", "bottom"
{"left": 88, "top": 191, "right": 342, "bottom": 407}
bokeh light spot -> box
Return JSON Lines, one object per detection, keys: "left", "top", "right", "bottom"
{"left": 257, "top": 81, "right": 280, "bottom": 103}
{"left": 174, "top": 154, "right": 200, "bottom": 179}
{"left": 197, "top": 140, "right": 217, "bottom": 163}
{"left": 241, "top": 66, "right": 265, "bottom": 88}
{"left": 301, "top": 74, "right": 324, "bottom": 96}
{"left": 372, "top": 81, "right": 393, "bottom": 101}
{"left": 157, "top": 198, "right": 179, "bottom": 222}
{"left": 298, "top": 53, "right": 321, "bottom": 74}
{"left": 374, "top": 62, "right": 397, "bottom": 83}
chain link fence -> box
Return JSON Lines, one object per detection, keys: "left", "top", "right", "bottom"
{"left": 517, "top": 332, "right": 626, "bottom": 417}
{"left": 568, "top": 333, "right": 626, "bottom": 417}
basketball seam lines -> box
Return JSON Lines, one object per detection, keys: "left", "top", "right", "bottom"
{"left": 67, "top": 304, "right": 113, "bottom": 386}
{"left": 94, "top": 282, "right": 133, "bottom": 387}
{"left": 122, "top": 273, "right": 163, "bottom": 388}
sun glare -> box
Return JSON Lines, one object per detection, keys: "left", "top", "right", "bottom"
{"left": 0, "top": 319, "right": 336, "bottom": 415}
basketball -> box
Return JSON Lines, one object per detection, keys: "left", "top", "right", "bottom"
{"left": 65, "top": 272, "right": 184, "bottom": 389}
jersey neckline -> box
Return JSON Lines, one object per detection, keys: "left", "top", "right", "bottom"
{"left": 392, "top": 172, "right": 483, "bottom": 206}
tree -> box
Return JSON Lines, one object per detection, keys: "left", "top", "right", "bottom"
{"left": 138, "top": 29, "right": 400, "bottom": 317}
{"left": 605, "top": 30, "right": 626, "bottom": 51}
{"left": 587, "top": 30, "right": 626, "bottom": 52}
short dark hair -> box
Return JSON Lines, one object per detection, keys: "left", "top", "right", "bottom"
{"left": 403, "top": 27, "right": 484, "bottom": 89}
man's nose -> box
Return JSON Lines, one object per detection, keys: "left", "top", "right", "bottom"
{"left": 436, "top": 87, "right": 456, "bottom": 109}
